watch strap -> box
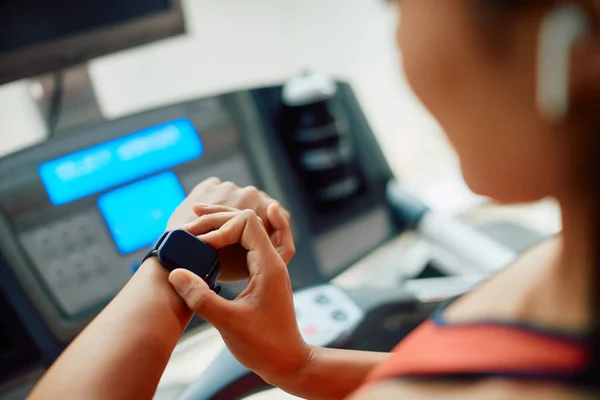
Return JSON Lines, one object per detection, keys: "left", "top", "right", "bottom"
{"left": 141, "top": 231, "right": 170, "bottom": 265}
{"left": 140, "top": 230, "right": 222, "bottom": 295}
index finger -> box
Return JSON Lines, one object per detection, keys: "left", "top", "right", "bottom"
{"left": 267, "top": 202, "right": 295, "bottom": 264}
{"left": 198, "top": 210, "right": 282, "bottom": 276}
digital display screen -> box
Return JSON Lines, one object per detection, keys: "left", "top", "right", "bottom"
{"left": 39, "top": 118, "right": 202, "bottom": 205}
{"left": 98, "top": 172, "right": 186, "bottom": 254}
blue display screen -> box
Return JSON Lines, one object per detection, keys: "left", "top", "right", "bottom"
{"left": 39, "top": 118, "right": 203, "bottom": 205}
{"left": 98, "top": 172, "right": 186, "bottom": 254}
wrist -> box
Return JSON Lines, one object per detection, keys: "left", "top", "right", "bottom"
{"left": 139, "top": 255, "right": 164, "bottom": 273}
{"left": 135, "top": 257, "right": 194, "bottom": 326}
{"left": 138, "top": 255, "right": 169, "bottom": 282}
{"left": 261, "top": 344, "right": 319, "bottom": 390}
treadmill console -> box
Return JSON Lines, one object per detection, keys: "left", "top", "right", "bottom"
{"left": 0, "top": 76, "right": 394, "bottom": 344}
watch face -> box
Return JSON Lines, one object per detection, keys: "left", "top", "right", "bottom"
{"left": 158, "top": 230, "right": 218, "bottom": 276}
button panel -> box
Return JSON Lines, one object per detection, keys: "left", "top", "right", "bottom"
{"left": 293, "top": 284, "right": 363, "bottom": 347}
{"left": 19, "top": 210, "right": 129, "bottom": 316}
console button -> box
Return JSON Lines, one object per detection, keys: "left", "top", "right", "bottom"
{"left": 331, "top": 310, "right": 348, "bottom": 321}
{"left": 301, "top": 325, "right": 318, "bottom": 337}
{"left": 72, "top": 256, "right": 91, "bottom": 281}
{"left": 314, "top": 293, "right": 331, "bottom": 305}
{"left": 48, "top": 260, "right": 69, "bottom": 282}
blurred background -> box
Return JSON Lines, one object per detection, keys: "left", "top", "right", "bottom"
{"left": 0, "top": 1, "right": 561, "bottom": 399}
{"left": 1, "top": 0, "right": 463, "bottom": 199}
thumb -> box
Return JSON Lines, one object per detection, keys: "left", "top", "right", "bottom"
{"left": 168, "top": 269, "right": 232, "bottom": 326}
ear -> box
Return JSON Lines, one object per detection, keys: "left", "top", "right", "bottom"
{"left": 536, "top": 4, "right": 592, "bottom": 121}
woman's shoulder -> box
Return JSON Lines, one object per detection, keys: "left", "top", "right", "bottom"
{"left": 442, "top": 236, "right": 577, "bottom": 327}
{"left": 348, "top": 380, "right": 594, "bottom": 400}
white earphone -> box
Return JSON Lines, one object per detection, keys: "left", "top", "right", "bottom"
{"left": 537, "top": 4, "right": 592, "bottom": 120}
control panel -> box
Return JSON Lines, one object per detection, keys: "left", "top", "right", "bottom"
{"left": 294, "top": 285, "right": 364, "bottom": 346}
{"left": 0, "top": 76, "right": 394, "bottom": 343}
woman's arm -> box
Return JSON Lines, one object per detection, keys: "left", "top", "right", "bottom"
{"left": 29, "top": 258, "right": 385, "bottom": 400}
{"left": 267, "top": 347, "right": 389, "bottom": 400}
{"left": 28, "top": 179, "right": 293, "bottom": 399}
{"left": 28, "top": 258, "right": 193, "bottom": 400}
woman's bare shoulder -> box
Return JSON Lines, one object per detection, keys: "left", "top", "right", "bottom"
{"left": 347, "top": 380, "right": 594, "bottom": 400}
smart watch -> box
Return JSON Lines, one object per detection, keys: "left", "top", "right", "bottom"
{"left": 142, "top": 229, "right": 221, "bottom": 293}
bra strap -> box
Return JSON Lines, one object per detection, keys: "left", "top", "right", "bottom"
{"left": 366, "top": 321, "right": 588, "bottom": 383}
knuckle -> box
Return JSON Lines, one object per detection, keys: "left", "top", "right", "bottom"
{"left": 242, "top": 185, "right": 260, "bottom": 196}
{"left": 280, "top": 250, "right": 293, "bottom": 263}
{"left": 221, "top": 181, "right": 236, "bottom": 190}
{"left": 268, "top": 262, "right": 289, "bottom": 280}
{"left": 194, "top": 177, "right": 219, "bottom": 191}
{"left": 196, "top": 214, "right": 210, "bottom": 223}
{"left": 193, "top": 204, "right": 207, "bottom": 214}
{"left": 241, "top": 209, "right": 258, "bottom": 220}
{"left": 285, "top": 245, "right": 296, "bottom": 258}
{"left": 187, "top": 290, "right": 208, "bottom": 313}
{"left": 189, "top": 298, "right": 204, "bottom": 313}
{"left": 240, "top": 187, "right": 261, "bottom": 205}
{"left": 191, "top": 183, "right": 204, "bottom": 194}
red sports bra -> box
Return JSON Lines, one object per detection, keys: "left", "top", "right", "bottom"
{"left": 366, "top": 300, "right": 589, "bottom": 383}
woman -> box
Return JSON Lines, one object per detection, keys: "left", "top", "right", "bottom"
{"left": 28, "top": 0, "right": 600, "bottom": 399}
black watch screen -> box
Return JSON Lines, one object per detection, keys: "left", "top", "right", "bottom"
{"left": 158, "top": 230, "right": 219, "bottom": 277}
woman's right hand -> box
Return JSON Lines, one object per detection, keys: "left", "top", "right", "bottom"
{"left": 167, "top": 203, "right": 312, "bottom": 383}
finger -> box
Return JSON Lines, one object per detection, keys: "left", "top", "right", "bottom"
{"left": 193, "top": 203, "right": 268, "bottom": 236}
{"left": 186, "top": 211, "right": 266, "bottom": 236}
{"left": 199, "top": 210, "right": 280, "bottom": 276}
{"left": 240, "top": 186, "right": 275, "bottom": 232}
{"left": 260, "top": 195, "right": 290, "bottom": 223}
{"left": 185, "top": 211, "right": 240, "bottom": 235}
{"left": 192, "top": 203, "right": 238, "bottom": 217}
{"left": 169, "top": 269, "right": 234, "bottom": 328}
{"left": 280, "top": 206, "right": 291, "bottom": 223}
{"left": 267, "top": 202, "right": 295, "bottom": 264}
{"left": 198, "top": 210, "right": 271, "bottom": 250}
